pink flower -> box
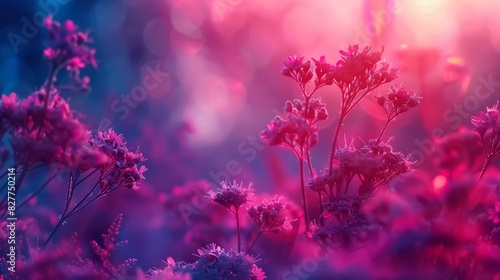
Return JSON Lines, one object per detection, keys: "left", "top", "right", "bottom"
{"left": 261, "top": 114, "right": 318, "bottom": 152}
{"left": 5, "top": 91, "right": 90, "bottom": 165}
{"left": 206, "top": 181, "right": 255, "bottom": 212}
{"left": 311, "top": 55, "right": 334, "bottom": 86}
{"left": 489, "top": 201, "right": 500, "bottom": 224}
{"left": 43, "top": 16, "right": 96, "bottom": 69}
{"left": 334, "top": 45, "right": 385, "bottom": 81}
{"left": 471, "top": 101, "right": 500, "bottom": 136}
{"left": 247, "top": 195, "right": 294, "bottom": 233}
{"left": 281, "top": 55, "right": 313, "bottom": 86}
{"left": 92, "top": 129, "right": 147, "bottom": 192}
{"left": 168, "top": 244, "right": 267, "bottom": 279}
{"left": 376, "top": 84, "right": 421, "bottom": 119}
{"left": 284, "top": 98, "right": 328, "bottom": 123}
{"left": 335, "top": 140, "right": 412, "bottom": 194}
{"left": 0, "top": 92, "right": 18, "bottom": 112}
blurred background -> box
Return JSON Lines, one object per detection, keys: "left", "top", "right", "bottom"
{"left": 1, "top": 0, "right": 500, "bottom": 276}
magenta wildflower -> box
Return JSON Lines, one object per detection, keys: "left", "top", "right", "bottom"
{"left": 307, "top": 168, "right": 343, "bottom": 194}
{"left": 206, "top": 181, "right": 254, "bottom": 212}
{"left": 206, "top": 181, "right": 254, "bottom": 252}
{"left": 281, "top": 55, "right": 313, "bottom": 86}
{"left": 89, "top": 214, "right": 137, "bottom": 279}
{"left": 333, "top": 45, "right": 397, "bottom": 89}
{"left": 5, "top": 90, "right": 88, "bottom": 166}
{"left": 311, "top": 55, "right": 334, "bottom": 86}
{"left": 328, "top": 45, "right": 399, "bottom": 175}
{"left": 93, "top": 129, "right": 147, "bottom": 192}
{"left": 471, "top": 101, "right": 500, "bottom": 136}
{"left": 489, "top": 201, "right": 500, "bottom": 224}
{"left": 58, "top": 132, "right": 109, "bottom": 171}
{"left": 284, "top": 98, "right": 328, "bottom": 123}
{"left": 335, "top": 140, "right": 412, "bottom": 194}
{"left": 471, "top": 101, "right": 500, "bottom": 179}
{"left": 247, "top": 195, "right": 294, "bottom": 233}
{"left": 375, "top": 84, "right": 421, "bottom": 142}
{"left": 168, "top": 243, "right": 266, "bottom": 280}
{"left": 43, "top": 16, "right": 96, "bottom": 69}
{"left": 375, "top": 84, "right": 421, "bottom": 115}
{"left": 263, "top": 97, "right": 328, "bottom": 155}
{"left": 261, "top": 114, "right": 318, "bottom": 153}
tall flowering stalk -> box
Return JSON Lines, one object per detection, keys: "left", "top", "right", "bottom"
{"left": 0, "top": 17, "right": 146, "bottom": 248}
{"left": 471, "top": 101, "right": 500, "bottom": 179}
{"left": 0, "top": 16, "right": 96, "bottom": 213}
{"left": 246, "top": 195, "right": 294, "bottom": 253}
{"left": 206, "top": 181, "right": 254, "bottom": 252}
{"left": 262, "top": 55, "right": 331, "bottom": 230}
{"left": 375, "top": 84, "right": 421, "bottom": 143}
{"left": 43, "top": 129, "right": 147, "bottom": 248}
{"left": 261, "top": 46, "right": 411, "bottom": 231}
{"left": 328, "top": 45, "right": 398, "bottom": 175}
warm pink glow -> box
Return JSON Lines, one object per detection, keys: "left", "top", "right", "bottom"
{"left": 433, "top": 175, "right": 447, "bottom": 190}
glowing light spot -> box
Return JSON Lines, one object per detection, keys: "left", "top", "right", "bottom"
{"left": 158, "top": 193, "right": 168, "bottom": 203}
{"left": 433, "top": 175, "right": 447, "bottom": 190}
{"left": 170, "top": 30, "right": 205, "bottom": 55}
{"left": 412, "top": 0, "right": 445, "bottom": 13}
{"left": 170, "top": 0, "right": 205, "bottom": 36}
{"left": 444, "top": 57, "right": 470, "bottom": 91}
{"left": 143, "top": 18, "right": 170, "bottom": 56}
{"left": 184, "top": 106, "right": 229, "bottom": 147}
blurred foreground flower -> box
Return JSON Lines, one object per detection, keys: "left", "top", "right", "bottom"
{"left": 167, "top": 243, "right": 266, "bottom": 280}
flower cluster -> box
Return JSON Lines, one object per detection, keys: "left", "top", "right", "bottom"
{"left": 376, "top": 84, "right": 421, "bottom": 120}
{"left": 489, "top": 201, "right": 500, "bottom": 224}
{"left": 92, "top": 129, "right": 147, "bottom": 192}
{"left": 43, "top": 16, "right": 96, "bottom": 69}
{"left": 333, "top": 45, "right": 398, "bottom": 89}
{"left": 0, "top": 17, "right": 147, "bottom": 251}
{"left": 471, "top": 101, "right": 500, "bottom": 136}
{"left": 332, "top": 45, "right": 398, "bottom": 111}
{"left": 471, "top": 101, "right": 500, "bottom": 179}
{"left": 264, "top": 45, "right": 417, "bottom": 234}
{"left": 0, "top": 216, "right": 136, "bottom": 279}
{"left": 261, "top": 114, "right": 318, "bottom": 153}
{"left": 247, "top": 195, "right": 294, "bottom": 233}
{"left": 370, "top": 174, "right": 500, "bottom": 278}
{"left": 262, "top": 98, "right": 328, "bottom": 155}
{"left": 310, "top": 213, "right": 373, "bottom": 250}
{"left": 281, "top": 55, "right": 313, "bottom": 88}
{"left": 206, "top": 181, "right": 254, "bottom": 212}
{"left": 324, "top": 140, "right": 412, "bottom": 195}
{"left": 1, "top": 91, "right": 89, "bottom": 166}
{"left": 88, "top": 214, "right": 137, "bottom": 279}
{"left": 307, "top": 167, "right": 343, "bottom": 194}
{"left": 168, "top": 244, "right": 266, "bottom": 280}
{"left": 284, "top": 98, "right": 328, "bottom": 123}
